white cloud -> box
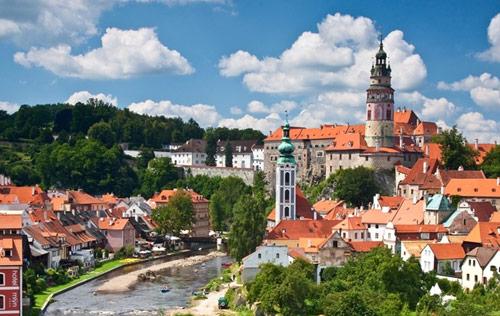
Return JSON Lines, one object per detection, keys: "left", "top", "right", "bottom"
{"left": 438, "top": 73, "right": 500, "bottom": 109}
{"left": 399, "top": 91, "right": 456, "bottom": 120}
{"left": 66, "top": 91, "right": 118, "bottom": 106}
{"left": 435, "top": 120, "right": 450, "bottom": 131}
{"left": 128, "top": 99, "right": 221, "bottom": 127}
{"left": 246, "top": 100, "right": 297, "bottom": 114}
{"left": 0, "top": 19, "right": 20, "bottom": 38}
{"left": 0, "top": 101, "right": 20, "bottom": 114}
{"left": 219, "top": 113, "right": 282, "bottom": 133}
{"left": 14, "top": 27, "right": 194, "bottom": 79}
{"left": 456, "top": 112, "right": 499, "bottom": 143}
{"left": 229, "top": 106, "right": 242, "bottom": 115}
{"left": 218, "top": 13, "right": 427, "bottom": 94}
{"left": 476, "top": 13, "right": 500, "bottom": 62}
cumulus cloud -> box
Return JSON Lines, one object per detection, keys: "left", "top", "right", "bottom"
{"left": 219, "top": 113, "right": 282, "bottom": 133}
{"left": 0, "top": 101, "right": 20, "bottom": 114}
{"left": 438, "top": 73, "right": 500, "bottom": 109}
{"left": 14, "top": 27, "right": 194, "bottom": 79}
{"left": 218, "top": 13, "right": 427, "bottom": 94}
{"left": 399, "top": 91, "right": 456, "bottom": 120}
{"left": 247, "top": 100, "right": 297, "bottom": 114}
{"left": 128, "top": 99, "right": 221, "bottom": 127}
{"left": 476, "top": 13, "right": 500, "bottom": 62}
{"left": 456, "top": 112, "right": 499, "bottom": 143}
{"left": 229, "top": 106, "right": 243, "bottom": 115}
{"left": 66, "top": 91, "right": 118, "bottom": 106}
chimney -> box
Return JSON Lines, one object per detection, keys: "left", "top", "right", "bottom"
{"left": 425, "top": 144, "right": 429, "bottom": 156}
{"left": 399, "top": 127, "right": 404, "bottom": 148}
{"left": 56, "top": 211, "right": 60, "bottom": 220}
{"left": 412, "top": 195, "right": 417, "bottom": 204}
{"left": 423, "top": 160, "right": 428, "bottom": 173}
{"left": 474, "top": 138, "right": 479, "bottom": 150}
{"left": 497, "top": 177, "right": 500, "bottom": 186}
{"left": 440, "top": 186, "right": 445, "bottom": 194}
{"left": 458, "top": 165, "right": 464, "bottom": 171}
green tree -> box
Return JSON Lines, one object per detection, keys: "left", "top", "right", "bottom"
{"left": 137, "top": 147, "right": 155, "bottom": 169}
{"left": 224, "top": 141, "right": 233, "bottom": 167}
{"left": 152, "top": 190, "right": 194, "bottom": 236}
{"left": 433, "top": 126, "right": 478, "bottom": 170}
{"left": 205, "top": 134, "right": 217, "bottom": 166}
{"left": 481, "top": 145, "right": 500, "bottom": 178}
{"left": 140, "top": 157, "right": 181, "bottom": 197}
{"left": 209, "top": 191, "right": 225, "bottom": 232}
{"left": 88, "top": 121, "right": 116, "bottom": 147}
{"left": 228, "top": 192, "right": 267, "bottom": 262}
{"left": 331, "top": 166, "right": 380, "bottom": 207}
{"left": 324, "top": 290, "right": 376, "bottom": 316}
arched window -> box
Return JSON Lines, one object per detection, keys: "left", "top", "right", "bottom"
{"left": 284, "top": 172, "right": 290, "bottom": 185}
{"left": 284, "top": 189, "right": 290, "bottom": 202}
{"left": 386, "top": 109, "right": 391, "bottom": 120}
{"left": 367, "top": 110, "right": 372, "bottom": 120}
{"left": 284, "top": 207, "right": 290, "bottom": 217}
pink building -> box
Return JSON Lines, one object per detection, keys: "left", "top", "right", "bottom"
{"left": 96, "top": 218, "right": 135, "bottom": 252}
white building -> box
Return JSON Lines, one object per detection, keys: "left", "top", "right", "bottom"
{"left": 420, "top": 243, "right": 465, "bottom": 275}
{"left": 171, "top": 139, "right": 207, "bottom": 166}
{"left": 252, "top": 144, "right": 264, "bottom": 171}
{"left": 461, "top": 247, "right": 499, "bottom": 290}
{"left": 215, "top": 140, "right": 256, "bottom": 169}
{"left": 241, "top": 245, "right": 292, "bottom": 282}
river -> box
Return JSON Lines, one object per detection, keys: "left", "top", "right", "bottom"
{"left": 44, "top": 255, "right": 231, "bottom": 316}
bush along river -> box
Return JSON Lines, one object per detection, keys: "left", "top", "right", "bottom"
{"left": 44, "top": 254, "right": 231, "bottom": 316}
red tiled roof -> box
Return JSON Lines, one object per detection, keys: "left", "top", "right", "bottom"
{"left": 288, "top": 247, "right": 309, "bottom": 261}
{"left": 395, "top": 224, "right": 447, "bottom": 234}
{"left": 0, "top": 214, "right": 22, "bottom": 229}
{"left": 467, "top": 201, "right": 496, "bottom": 222}
{"left": 396, "top": 165, "right": 411, "bottom": 175}
{"left": 0, "top": 194, "right": 19, "bottom": 204}
{"left": 413, "top": 122, "right": 438, "bottom": 136}
{"left": 151, "top": 189, "right": 208, "bottom": 204}
{"left": 333, "top": 216, "right": 365, "bottom": 231}
{"left": 394, "top": 110, "right": 418, "bottom": 125}
{"left": 378, "top": 196, "right": 405, "bottom": 209}
{"left": 265, "top": 124, "right": 365, "bottom": 142}
{"left": 428, "top": 243, "right": 465, "bottom": 260}
{"left": 361, "top": 209, "right": 396, "bottom": 224}
{"left": 266, "top": 219, "right": 341, "bottom": 240}
{"left": 0, "top": 185, "right": 43, "bottom": 204}
{"left": 473, "top": 144, "right": 496, "bottom": 165}
{"left": 464, "top": 222, "right": 500, "bottom": 248}
{"left": 29, "top": 209, "right": 58, "bottom": 223}
{"left": 425, "top": 143, "right": 442, "bottom": 161}
{"left": 392, "top": 199, "right": 425, "bottom": 225}
{"left": 438, "top": 169, "right": 485, "bottom": 186}
{"left": 313, "top": 199, "right": 344, "bottom": 215}
{"left": 325, "top": 132, "right": 367, "bottom": 151}
{"left": 349, "top": 241, "right": 383, "bottom": 252}
{"left": 323, "top": 206, "right": 355, "bottom": 220}
{"left": 490, "top": 212, "right": 500, "bottom": 223}
{"left": 445, "top": 179, "right": 500, "bottom": 198}
{"left": 65, "top": 224, "right": 96, "bottom": 243}
{"left": 68, "top": 190, "right": 103, "bottom": 205}
{"left": 97, "top": 217, "right": 131, "bottom": 231}
{"left": 0, "top": 237, "right": 22, "bottom": 266}
{"left": 400, "top": 158, "right": 440, "bottom": 186}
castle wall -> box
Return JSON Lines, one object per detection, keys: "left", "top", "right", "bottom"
{"left": 183, "top": 166, "right": 255, "bottom": 186}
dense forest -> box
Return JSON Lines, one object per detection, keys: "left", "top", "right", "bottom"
{"left": 0, "top": 99, "right": 265, "bottom": 196}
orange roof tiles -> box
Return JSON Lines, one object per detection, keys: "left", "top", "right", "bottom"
{"left": 100, "top": 193, "right": 119, "bottom": 205}
{"left": 361, "top": 209, "right": 396, "bottom": 224}
{"left": 472, "top": 144, "right": 496, "bottom": 165}
{"left": 29, "top": 209, "right": 58, "bottom": 223}
{"left": 349, "top": 241, "right": 383, "bottom": 252}
{"left": 396, "top": 165, "right": 411, "bottom": 175}
{"left": 323, "top": 205, "right": 355, "bottom": 220}
{"left": 51, "top": 196, "right": 66, "bottom": 211}
{"left": 464, "top": 222, "right": 500, "bottom": 248}
{"left": 298, "top": 237, "right": 327, "bottom": 253}
{"left": 395, "top": 224, "right": 447, "bottom": 234}
{"left": 378, "top": 196, "right": 405, "bottom": 209}
{"left": 313, "top": 199, "right": 345, "bottom": 215}
{"left": 0, "top": 185, "right": 43, "bottom": 204}
{"left": 437, "top": 169, "right": 485, "bottom": 186}
{"left": 0, "top": 193, "right": 19, "bottom": 204}
{"left": 97, "top": 218, "right": 131, "bottom": 231}
{"left": 445, "top": 178, "right": 500, "bottom": 198}
{"left": 413, "top": 122, "right": 438, "bottom": 136}
{"left": 425, "top": 143, "right": 442, "bottom": 161}
{"left": 266, "top": 219, "right": 341, "bottom": 240}
{"left": 333, "top": 216, "right": 365, "bottom": 231}
{"left": 400, "top": 158, "right": 440, "bottom": 186}
{"left": 0, "top": 214, "right": 22, "bottom": 229}
{"left": 392, "top": 199, "right": 425, "bottom": 225}
{"left": 69, "top": 190, "right": 103, "bottom": 205}
{"left": 265, "top": 124, "right": 365, "bottom": 142}
{"left": 394, "top": 110, "right": 418, "bottom": 125}
{"left": 490, "top": 212, "right": 500, "bottom": 223}
{"left": 401, "top": 240, "right": 436, "bottom": 258}
{"left": 0, "top": 237, "right": 22, "bottom": 266}
{"left": 151, "top": 189, "right": 208, "bottom": 204}
{"left": 428, "top": 243, "right": 465, "bottom": 260}
{"left": 325, "top": 132, "right": 367, "bottom": 151}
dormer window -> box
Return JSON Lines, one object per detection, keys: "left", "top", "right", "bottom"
{"left": 474, "top": 188, "right": 478, "bottom": 192}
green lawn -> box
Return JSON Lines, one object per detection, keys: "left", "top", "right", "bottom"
{"left": 33, "top": 258, "right": 135, "bottom": 314}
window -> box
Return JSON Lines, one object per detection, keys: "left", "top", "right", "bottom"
{"left": 365, "top": 156, "right": 369, "bottom": 161}
{"left": 375, "top": 224, "right": 379, "bottom": 229}
{"left": 491, "top": 266, "right": 497, "bottom": 272}
{"left": 463, "top": 219, "right": 466, "bottom": 225}
{"left": 276, "top": 253, "right": 280, "bottom": 259}
{"left": 375, "top": 233, "right": 379, "bottom": 239}
{"left": 348, "top": 153, "right": 352, "bottom": 160}
{"left": 466, "top": 273, "right": 470, "bottom": 281}
{"left": 361, "top": 232, "right": 364, "bottom": 239}
{"left": 474, "top": 275, "right": 478, "bottom": 282}
{"left": 284, "top": 190, "right": 290, "bottom": 202}
{"left": 339, "top": 154, "right": 342, "bottom": 160}
{"left": 284, "top": 207, "right": 290, "bottom": 217}
{"left": 258, "top": 253, "right": 261, "bottom": 259}
{"left": 332, "top": 241, "right": 338, "bottom": 248}
{"left": 473, "top": 260, "right": 476, "bottom": 267}
{"left": 285, "top": 172, "right": 290, "bottom": 185}
{"left": 421, "top": 233, "right": 430, "bottom": 239}
{"left": 386, "top": 109, "right": 391, "bottom": 119}
{"left": 354, "top": 233, "right": 358, "bottom": 239}
{"left": 4, "top": 250, "right": 11, "bottom": 257}
{"left": 367, "top": 110, "right": 372, "bottom": 120}
{"left": 0, "top": 295, "right": 4, "bottom": 310}
{"left": 0, "top": 273, "right": 3, "bottom": 286}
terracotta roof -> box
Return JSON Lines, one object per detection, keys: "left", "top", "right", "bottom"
{"left": 42, "top": 220, "right": 82, "bottom": 246}
{"left": 490, "top": 212, "right": 500, "bottom": 223}
{"left": 348, "top": 241, "right": 383, "bottom": 252}
{"left": 425, "top": 143, "right": 442, "bottom": 161}
{"left": 428, "top": 243, "right": 465, "bottom": 260}
{"left": 465, "top": 247, "right": 498, "bottom": 268}
{"left": 325, "top": 132, "right": 367, "bottom": 151}
{"left": 378, "top": 196, "right": 405, "bottom": 210}
{"left": 97, "top": 217, "right": 131, "bottom": 231}
{"left": 323, "top": 205, "right": 355, "bottom": 220}
{"left": 464, "top": 222, "right": 500, "bottom": 248}
{"left": 100, "top": 193, "right": 119, "bottom": 205}
{"left": 0, "top": 185, "right": 43, "bottom": 204}
{"left": 65, "top": 224, "right": 96, "bottom": 243}
{"left": 400, "top": 158, "right": 439, "bottom": 186}
{"left": 265, "top": 124, "right": 365, "bottom": 142}
{"left": 68, "top": 190, "right": 103, "bottom": 205}
{"left": 51, "top": 196, "right": 66, "bottom": 211}
{"left": 266, "top": 219, "right": 341, "bottom": 240}
{"left": 288, "top": 247, "right": 309, "bottom": 261}
{"left": 396, "top": 165, "right": 411, "bottom": 175}
{"left": 29, "top": 209, "right": 58, "bottom": 223}
{"left": 0, "top": 214, "right": 22, "bottom": 229}
{"left": 395, "top": 224, "right": 447, "bottom": 234}
{"left": 0, "top": 194, "right": 19, "bottom": 204}
{"left": 448, "top": 235, "right": 468, "bottom": 244}
{"left": 313, "top": 199, "right": 344, "bottom": 215}
{"left": 445, "top": 178, "right": 500, "bottom": 198}
{"left": 0, "top": 237, "right": 22, "bottom": 266}
{"left": 151, "top": 189, "right": 208, "bottom": 204}
{"left": 413, "top": 121, "right": 438, "bottom": 136}
{"left": 333, "top": 216, "right": 365, "bottom": 231}
{"left": 267, "top": 186, "right": 316, "bottom": 221}
{"left": 467, "top": 201, "right": 496, "bottom": 222}
{"left": 392, "top": 199, "right": 425, "bottom": 225}
{"left": 361, "top": 209, "right": 396, "bottom": 224}
{"left": 401, "top": 240, "right": 436, "bottom": 258}
{"left": 394, "top": 110, "right": 419, "bottom": 125}
{"left": 438, "top": 169, "right": 485, "bottom": 186}
{"left": 472, "top": 144, "right": 496, "bottom": 165}
{"left": 298, "top": 237, "right": 327, "bottom": 253}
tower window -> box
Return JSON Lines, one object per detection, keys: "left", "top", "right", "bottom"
{"left": 367, "top": 110, "right": 371, "bottom": 120}
{"left": 284, "top": 172, "right": 290, "bottom": 185}
{"left": 284, "top": 207, "right": 290, "bottom": 217}
{"left": 386, "top": 109, "right": 391, "bottom": 119}
{"left": 285, "top": 189, "right": 290, "bottom": 202}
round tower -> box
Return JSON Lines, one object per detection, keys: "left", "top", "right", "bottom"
{"left": 365, "top": 39, "right": 394, "bottom": 148}
{"left": 275, "top": 116, "right": 296, "bottom": 225}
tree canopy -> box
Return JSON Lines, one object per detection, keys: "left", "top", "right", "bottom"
{"left": 481, "top": 145, "right": 500, "bottom": 178}
{"left": 331, "top": 166, "right": 380, "bottom": 207}
{"left": 433, "top": 127, "right": 478, "bottom": 170}
{"left": 152, "top": 190, "right": 194, "bottom": 236}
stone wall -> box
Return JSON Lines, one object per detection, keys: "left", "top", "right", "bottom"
{"left": 183, "top": 166, "right": 256, "bottom": 186}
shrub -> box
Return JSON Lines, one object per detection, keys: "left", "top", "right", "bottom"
{"left": 114, "top": 245, "right": 135, "bottom": 259}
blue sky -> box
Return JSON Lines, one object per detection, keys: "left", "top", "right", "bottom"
{"left": 0, "top": 1, "right": 499, "bottom": 142}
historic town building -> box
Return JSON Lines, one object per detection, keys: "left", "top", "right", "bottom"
{"left": 264, "top": 41, "right": 435, "bottom": 188}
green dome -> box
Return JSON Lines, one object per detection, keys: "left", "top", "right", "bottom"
{"left": 278, "top": 141, "right": 295, "bottom": 155}
{"left": 277, "top": 120, "right": 296, "bottom": 165}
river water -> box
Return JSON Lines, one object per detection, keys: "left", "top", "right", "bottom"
{"left": 44, "top": 255, "right": 231, "bottom": 316}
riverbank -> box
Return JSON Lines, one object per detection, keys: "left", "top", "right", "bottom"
{"left": 97, "top": 251, "right": 226, "bottom": 293}
{"left": 169, "top": 283, "right": 235, "bottom": 316}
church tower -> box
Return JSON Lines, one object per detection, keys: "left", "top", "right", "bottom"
{"left": 365, "top": 39, "right": 394, "bottom": 148}
{"left": 275, "top": 116, "right": 296, "bottom": 225}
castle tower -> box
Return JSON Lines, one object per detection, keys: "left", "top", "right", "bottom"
{"left": 365, "top": 39, "right": 394, "bottom": 148}
{"left": 275, "top": 116, "right": 296, "bottom": 225}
